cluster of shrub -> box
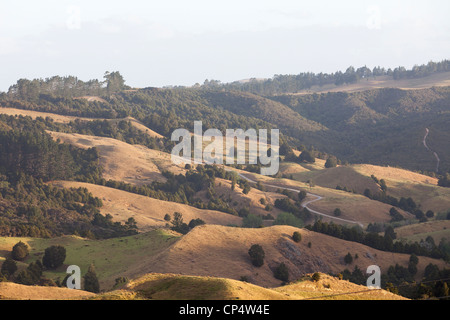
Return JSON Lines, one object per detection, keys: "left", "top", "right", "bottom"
{"left": 363, "top": 188, "right": 441, "bottom": 224}
{"left": 0, "top": 115, "right": 138, "bottom": 239}
{"left": 339, "top": 253, "right": 450, "bottom": 300}
{"left": 165, "top": 212, "right": 205, "bottom": 235}
{"left": 247, "top": 244, "right": 289, "bottom": 283}
{"left": 0, "top": 241, "right": 100, "bottom": 293}
{"left": 0, "top": 171, "right": 138, "bottom": 239}
{"left": 90, "top": 165, "right": 250, "bottom": 217}
{"left": 273, "top": 190, "right": 311, "bottom": 224}
{"left": 438, "top": 173, "right": 450, "bottom": 188}
{"left": 212, "top": 60, "right": 450, "bottom": 95}
{"left": 245, "top": 232, "right": 317, "bottom": 285}
{"left": 307, "top": 220, "right": 449, "bottom": 261}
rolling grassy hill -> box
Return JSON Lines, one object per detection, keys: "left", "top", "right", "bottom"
{"left": 1, "top": 224, "right": 445, "bottom": 299}
{"left": 0, "top": 282, "right": 95, "bottom": 300}
{"left": 48, "top": 131, "right": 174, "bottom": 185}
{"left": 0, "top": 272, "right": 407, "bottom": 300}
{"left": 135, "top": 225, "right": 448, "bottom": 288}
{"left": 94, "top": 272, "right": 407, "bottom": 300}
{"left": 1, "top": 91, "right": 449, "bottom": 301}
{"left": 51, "top": 180, "right": 243, "bottom": 232}
{"left": 0, "top": 107, "right": 163, "bottom": 139}
{"left": 395, "top": 220, "right": 450, "bottom": 244}
{"left": 279, "top": 161, "right": 450, "bottom": 215}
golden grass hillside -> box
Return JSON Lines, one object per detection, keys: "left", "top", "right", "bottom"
{"left": 0, "top": 107, "right": 163, "bottom": 139}
{"left": 52, "top": 181, "right": 242, "bottom": 232}
{"left": 233, "top": 170, "right": 412, "bottom": 226}
{"left": 353, "top": 164, "right": 450, "bottom": 213}
{"left": 0, "top": 282, "right": 95, "bottom": 300}
{"left": 0, "top": 272, "right": 406, "bottom": 300}
{"left": 273, "top": 273, "right": 407, "bottom": 300}
{"left": 49, "top": 131, "right": 183, "bottom": 185}
{"left": 210, "top": 178, "right": 286, "bottom": 220}
{"left": 94, "top": 272, "right": 406, "bottom": 300}
{"left": 394, "top": 220, "right": 450, "bottom": 244}
{"left": 139, "top": 225, "right": 448, "bottom": 288}
{"left": 279, "top": 161, "right": 450, "bottom": 217}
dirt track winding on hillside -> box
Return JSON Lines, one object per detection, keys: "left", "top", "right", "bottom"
{"left": 423, "top": 128, "right": 441, "bottom": 173}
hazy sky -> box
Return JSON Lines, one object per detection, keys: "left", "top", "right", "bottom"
{"left": 0, "top": 0, "right": 449, "bottom": 91}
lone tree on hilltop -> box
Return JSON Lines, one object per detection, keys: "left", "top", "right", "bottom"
{"left": 312, "top": 272, "right": 321, "bottom": 282}
{"left": 293, "top": 231, "right": 302, "bottom": 243}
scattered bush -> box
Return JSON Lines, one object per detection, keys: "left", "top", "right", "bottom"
{"left": 42, "top": 245, "right": 66, "bottom": 269}
{"left": 15, "top": 260, "right": 43, "bottom": 285}
{"left": 325, "top": 157, "right": 337, "bottom": 168}
{"left": 293, "top": 231, "right": 302, "bottom": 243}
{"left": 84, "top": 264, "right": 100, "bottom": 293}
{"left": 1, "top": 258, "right": 17, "bottom": 278}
{"left": 298, "top": 191, "right": 307, "bottom": 202}
{"left": 170, "top": 212, "right": 190, "bottom": 234}
{"left": 248, "top": 244, "right": 265, "bottom": 267}
{"left": 273, "top": 212, "right": 303, "bottom": 228}
{"left": 243, "top": 214, "right": 263, "bottom": 228}
{"left": 312, "top": 272, "right": 321, "bottom": 282}
{"left": 273, "top": 263, "right": 289, "bottom": 282}
{"left": 12, "top": 241, "right": 29, "bottom": 261}
{"left": 344, "top": 252, "right": 353, "bottom": 265}
{"left": 334, "top": 208, "right": 342, "bottom": 217}
{"left": 188, "top": 218, "right": 205, "bottom": 229}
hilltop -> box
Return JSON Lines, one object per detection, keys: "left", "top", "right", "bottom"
{"left": 96, "top": 272, "right": 407, "bottom": 300}
{"left": 0, "top": 272, "right": 406, "bottom": 300}
{"left": 289, "top": 72, "right": 450, "bottom": 95}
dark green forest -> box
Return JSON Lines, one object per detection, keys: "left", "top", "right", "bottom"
{"left": 202, "top": 59, "right": 450, "bottom": 95}
{"left": 0, "top": 116, "right": 136, "bottom": 239}
{"left": 2, "top": 67, "right": 450, "bottom": 183}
